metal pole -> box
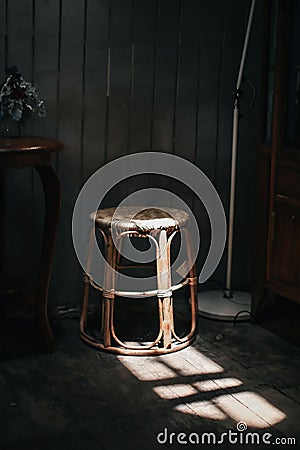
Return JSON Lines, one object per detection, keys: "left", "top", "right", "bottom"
{"left": 225, "top": 0, "right": 256, "bottom": 296}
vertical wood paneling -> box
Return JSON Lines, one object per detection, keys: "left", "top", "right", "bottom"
{"left": 34, "top": 0, "right": 61, "bottom": 138}
{"left": 215, "top": 0, "right": 246, "bottom": 211}
{"left": 234, "top": 0, "right": 263, "bottom": 289}
{"left": 172, "top": 0, "right": 202, "bottom": 228}
{"left": 195, "top": 0, "right": 224, "bottom": 180}
{"left": 32, "top": 0, "right": 61, "bottom": 287}
{"left": 0, "top": 0, "right": 7, "bottom": 271}
{"left": 126, "top": 1, "right": 157, "bottom": 200}
{"left": 193, "top": 0, "right": 225, "bottom": 283}
{"left": 4, "top": 0, "right": 8, "bottom": 67}
{"left": 213, "top": 0, "right": 247, "bottom": 287}
{"left": 106, "top": 0, "right": 133, "bottom": 163}
{"left": 126, "top": 0, "right": 135, "bottom": 156}
{"left": 129, "top": 1, "right": 157, "bottom": 152}
{"left": 5, "top": 0, "right": 34, "bottom": 291}
{"left": 148, "top": 0, "right": 182, "bottom": 208}
{"left": 82, "top": 0, "right": 109, "bottom": 180}
{"left": 174, "top": 0, "right": 202, "bottom": 163}
{"left": 0, "top": 0, "right": 7, "bottom": 130}
{"left": 6, "top": 0, "right": 33, "bottom": 79}
{"left": 55, "top": 0, "right": 62, "bottom": 149}
{"left": 152, "top": 0, "right": 181, "bottom": 153}
{"left": 103, "top": 0, "right": 134, "bottom": 208}
{"left": 171, "top": 0, "right": 183, "bottom": 154}
{"left": 53, "top": 0, "right": 85, "bottom": 306}
{"left": 0, "top": 0, "right": 262, "bottom": 307}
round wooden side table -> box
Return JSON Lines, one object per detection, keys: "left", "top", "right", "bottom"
{"left": 0, "top": 137, "right": 63, "bottom": 352}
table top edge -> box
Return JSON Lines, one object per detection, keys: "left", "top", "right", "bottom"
{"left": 0, "top": 137, "right": 64, "bottom": 153}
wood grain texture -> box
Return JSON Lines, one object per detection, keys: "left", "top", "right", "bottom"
{"left": 0, "top": 318, "right": 299, "bottom": 446}
{"left": 106, "top": 0, "right": 133, "bottom": 163}
{"left": 0, "top": 0, "right": 262, "bottom": 308}
{"left": 233, "top": 0, "right": 263, "bottom": 290}
{"left": 29, "top": 0, "right": 61, "bottom": 289}
{"left": 0, "top": 0, "right": 6, "bottom": 69}
{"left": 255, "top": 0, "right": 300, "bottom": 308}
{"left": 152, "top": 0, "right": 181, "bottom": 153}
{"left": 129, "top": 0, "right": 157, "bottom": 153}
{"left": 52, "top": 0, "right": 85, "bottom": 307}
{"left": 82, "top": 0, "right": 109, "bottom": 181}
{"left": 173, "top": 0, "right": 201, "bottom": 163}
{"left": 193, "top": 0, "right": 225, "bottom": 284}
{"left": 5, "top": 0, "right": 34, "bottom": 292}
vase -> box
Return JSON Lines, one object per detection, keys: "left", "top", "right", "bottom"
{"left": 0, "top": 119, "right": 23, "bottom": 138}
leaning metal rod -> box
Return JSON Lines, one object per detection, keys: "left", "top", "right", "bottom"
{"left": 225, "top": 0, "right": 256, "bottom": 297}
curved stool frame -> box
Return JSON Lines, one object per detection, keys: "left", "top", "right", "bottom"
{"left": 80, "top": 221, "right": 198, "bottom": 355}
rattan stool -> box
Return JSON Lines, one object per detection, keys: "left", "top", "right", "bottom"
{"left": 80, "top": 207, "right": 198, "bottom": 355}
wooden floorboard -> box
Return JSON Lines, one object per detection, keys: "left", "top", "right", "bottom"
{"left": 0, "top": 312, "right": 299, "bottom": 449}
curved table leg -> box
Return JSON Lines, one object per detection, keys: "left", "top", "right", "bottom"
{"left": 0, "top": 170, "right": 5, "bottom": 274}
{"left": 35, "top": 165, "right": 61, "bottom": 352}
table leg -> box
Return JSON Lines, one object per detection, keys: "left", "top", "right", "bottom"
{"left": 35, "top": 165, "right": 61, "bottom": 352}
{"left": 0, "top": 170, "right": 6, "bottom": 274}
{"left": 0, "top": 170, "right": 5, "bottom": 323}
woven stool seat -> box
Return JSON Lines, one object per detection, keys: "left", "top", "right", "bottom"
{"left": 80, "top": 206, "right": 198, "bottom": 355}
{"left": 91, "top": 206, "right": 189, "bottom": 235}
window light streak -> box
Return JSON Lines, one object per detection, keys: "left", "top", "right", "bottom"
{"left": 193, "top": 377, "right": 243, "bottom": 392}
{"left": 173, "top": 392, "right": 286, "bottom": 428}
{"left": 174, "top": 401, "right": 228, "bottom": 421}
{"left": 158, "top": 347, "right": 224, "bottom": 375}
{"left": 215, "top": 392, "right": 287, "bottom": 427}
{"left": 153, "top": 378, "right": 243, "bottom": 400}
{"left": 153, "top": 384, "right": 198, "bottom": 400}
{"left": 118, "top": 357, "right": 177, "bottom": 381}
{"left": 118, "top": 349, "right": 287, "bottom": 429}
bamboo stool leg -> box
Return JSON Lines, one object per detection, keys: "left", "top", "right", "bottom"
{"left": 156, "top": 230, "right": 173, "bottom": 349}
{"left": 184, "top": 228, "right": 198, "bottom": 335}
{"left": 79, "top": 208, "right": 198, "bottom": 355}
{"left": 101, "top": 235, "right": 117, "bottom": 348}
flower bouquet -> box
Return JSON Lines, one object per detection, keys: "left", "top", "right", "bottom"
{"left": 0, "top": 66, "right": 46, "bottom": 136}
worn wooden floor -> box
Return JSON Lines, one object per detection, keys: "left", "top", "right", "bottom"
{"left": 0, "top": 302, "right": 299, "bottom": 450}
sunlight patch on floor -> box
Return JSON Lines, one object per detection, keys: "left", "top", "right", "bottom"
{"left": 215, "top": 391, "right": 287, "bottom": 427}
{"left": 153, "top": 383, "right": 198, "bottom": 399}
{"left": 158, "top": 347, "right": 224, "bottom": 375}
{"left": 153, "top": 377, "right": 243, "bottom": 400}
{"left": 193, "top": 377, "right": 243, "bottom": 392}
{"left": 173, "top": 390, "right": 286, "bottom": 428}
{"left": 174, "top": 400, "right": 228, "bottom": 420}
{"left": 118, "top": 357, "right": 177, "bottom": 381}
{"left": 118, "top": 347, "right": 287, "bottom": 429}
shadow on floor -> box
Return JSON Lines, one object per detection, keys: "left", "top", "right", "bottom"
{"left": 257, "top": 294, "right": 300, "bottom": 347}
{"left": 0, "top": 300, "right": 299, "bottom": 450}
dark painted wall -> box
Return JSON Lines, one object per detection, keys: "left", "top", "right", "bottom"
{"left": 0, "top": 0, "right": 262, "bottom": 308}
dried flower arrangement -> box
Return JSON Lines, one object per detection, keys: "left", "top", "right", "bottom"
{"left": 0, "top": 66, "right": 46, "bottom": 131}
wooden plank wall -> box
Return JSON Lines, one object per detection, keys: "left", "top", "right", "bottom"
{"left": 0, "top": 0, "right": 262, "bottom": 308}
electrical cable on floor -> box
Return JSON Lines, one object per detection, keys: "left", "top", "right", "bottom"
{"left": 52, "top": 305, "right": 81, "bottom": 319}
{"left": 233, "top": 309, "right": 254, "bottom": 326}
